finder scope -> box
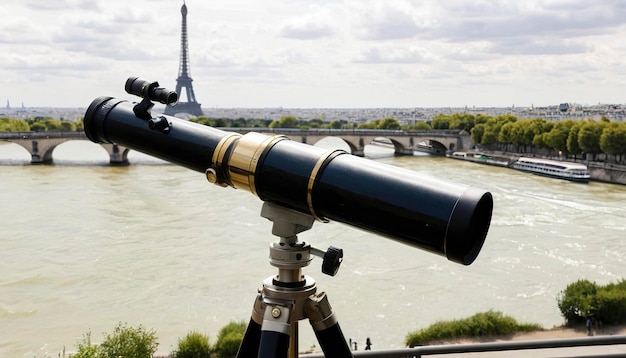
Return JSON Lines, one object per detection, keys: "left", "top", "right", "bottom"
{"left": 84, "top": 79, "right": 493, "bottom": 265}
{"left": 125, "top": 77, "right": 178, "bottom": 105}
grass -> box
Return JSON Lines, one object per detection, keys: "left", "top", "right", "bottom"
{"left": 405, "top": 310, "right": 543, "bottom": 347}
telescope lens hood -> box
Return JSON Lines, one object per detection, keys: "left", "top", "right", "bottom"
{"left": 445, "top": 187, "right": 492, "bottom": 265}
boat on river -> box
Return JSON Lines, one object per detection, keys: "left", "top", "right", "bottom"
{"left": 448, "top": 151, "right": 511, "bottom": 167}
{"left": 510, "top": 157, "right": 590, "bottom": 183}
{"left": 448, "top": 152, "right": 591, "bottom": 183}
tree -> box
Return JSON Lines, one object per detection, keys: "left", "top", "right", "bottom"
{"left": 407, "top": 121, "right": 431, "bottom": 130}
{"left": 0, "top": 117, "right": 30, "bottom": 132}
{"left": 522, "top": 118, "right": 549, "bottom": 153}
{"left": 60, "top": 120, "right": 77, "bottom": 131}
{"left": 448, "top": 113, "right": 476, "bottom": 131}
{"left": 600, "top": 122, "right": 626, "bottom": 162}
{"left": 544, "top": 119, "right": 575, "bottom": 154}
{"left": 378, "top": 117, "right": 401, "bottom": 129}
{"left": 329, "top": 120, "right": 342, "bottom": 129}
{"left": 357, "top": 117, "right": 400, "bottom": 130}
{"left": 470, "top": 123, "right": 485, "bottom": 145}
{"left": 558, "top": 279, "right": 626, "bottom": 326}
{"left": 578, "top": 121, "right": 605, "bottom": 160}
{"left": 230, "top": 118, "right": 247, "bottom": 128}
{"left": 509, "top": 120, "right": 527, "bottom": 152}
{"left": 31, "top": 122, "right": 47, "bottom": 132}
{"left": 567, "top": 121, "right": 584, "bottom": 159}
{"left": 557, "top": 279, "right": 598, "bottom": 325}
{"left": 498, "top": 122, "right": 514, "bottom": 145}
{"left": 431, "top": 114, "right": 451, "bottom": 129}
{"left": 269, "top": 115, "right": 299, "bottom": 128}
{"left": 309, "top": 118, "right": 323, "bottom": 128}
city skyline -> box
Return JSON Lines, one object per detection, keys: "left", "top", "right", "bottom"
{"left": 1, "top": 1, "right": 625, "bottom": 109}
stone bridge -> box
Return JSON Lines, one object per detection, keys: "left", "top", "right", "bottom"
{"left": 0, "top": 129, "right": 470, "bottom": 164}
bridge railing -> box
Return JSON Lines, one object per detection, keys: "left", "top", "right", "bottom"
{"left": 219, "top": 128, "right": 462, "bottom": 137}
{"left": 0, "top": 129, "right": 463, "bottom": 140}
{"left": 0, "top": 131, "right": 87, "bottom": 140}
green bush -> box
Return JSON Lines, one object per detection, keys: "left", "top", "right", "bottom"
{"left": 557, "top": 279, "right": 598, "bottom": 324}
{"left": 172, "top": 331, "right": 211, "bottom": 358}
{"left": 73, "top": 331, "right": 100, "bottom": 358}
{"left": 213, "top": 321, "right": 246, "bottom": 358}
{"left": 73, "top": 322, "right": 158, "bottom": 358}
{"left": 99, "top": 322, "right": 158, "bottom": 357}
{"left": 558, "top": 279, "right": 626, "bottom": 325}
{"left": 405, "top": 310, "right": 541, "bottom": 347}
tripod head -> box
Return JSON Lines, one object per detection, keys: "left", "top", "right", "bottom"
{"left": 261, "top": 202, "right": 343, "bottom": 279}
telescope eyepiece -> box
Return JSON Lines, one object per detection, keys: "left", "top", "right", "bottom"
{"left": 125, "top": 77, "right": 178, "bottom": 105}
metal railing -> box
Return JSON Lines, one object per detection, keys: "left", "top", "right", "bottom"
{"left": 302, "top": 334, "right": 626, "bottom": 357}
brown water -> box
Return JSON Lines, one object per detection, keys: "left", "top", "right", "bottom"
{"left": 1, "top": 141, "right": 625, "bottom": 356}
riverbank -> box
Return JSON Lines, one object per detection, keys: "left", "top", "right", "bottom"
{"left": 448, "top": 149, "right": 626, "bottom": 185}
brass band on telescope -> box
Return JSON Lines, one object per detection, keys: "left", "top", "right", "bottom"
{"left": 307, "top": 149, "right": 347, "bottom": 222}
{"left": 206, "top": 133, "right": 241, "bottom": 187}
{"left": 228, "top": 132, "right": 287, "bottom": 196}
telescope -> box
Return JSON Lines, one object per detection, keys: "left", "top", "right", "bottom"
{"left": 83, "top": 77, "right": 493, "bottom": 266}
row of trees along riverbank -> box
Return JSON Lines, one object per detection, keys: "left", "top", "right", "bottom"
{"left": 430, "top": 113, "right": 626, "bottom": 164}
{"left": 2, "top": 113, "right": 625, "bottom": 164}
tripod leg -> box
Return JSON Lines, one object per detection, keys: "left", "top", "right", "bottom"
{"left": 236, "top": 318, "right": 262, "bottom": 358}
{"left": 237, "top": 294, "right": 264, "bottom": 358}
{"left": 259, "top": 330, "right": 290, "bottom": 358}
{"left": 258, "top": 302, "right": 294, "bottom": 358}
{"left": 306, "top": 292, "right": 354, "bottom": 358}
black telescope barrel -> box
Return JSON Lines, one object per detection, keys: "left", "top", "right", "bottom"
{"left": 84, "top": 97, "right": 493, "bottom": 265}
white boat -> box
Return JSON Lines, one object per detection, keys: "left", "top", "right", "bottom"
{"left": 448, "top": 151, "right": 511, "bottom": 167}
{"left": 510, "top": 157, "right": 590, "bottom": 183}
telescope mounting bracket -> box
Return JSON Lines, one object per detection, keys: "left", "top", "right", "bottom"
{"left": 261, "top": 202, "right": 343, "bottom": 277}
{"left": 132, "top": 81, "right": 161, "bottom": 120}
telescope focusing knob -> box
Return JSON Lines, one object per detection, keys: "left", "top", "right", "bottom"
{"left": 321, "top": 246, "right": 343, "bottom": 277}
{"left": 148, "top": 116, "right": 171, "bottom": 133}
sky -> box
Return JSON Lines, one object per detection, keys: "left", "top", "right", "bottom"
{"left": 1, "top": 0, "right": 625, "bottom": 109}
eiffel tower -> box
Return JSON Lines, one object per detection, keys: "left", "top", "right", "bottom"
{"left": 164, "top": 1, "right": 204, "bottom": 117}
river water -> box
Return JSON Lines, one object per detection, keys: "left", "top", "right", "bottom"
{"left": 1, "top": 140, "right": 625, "bottom": 357}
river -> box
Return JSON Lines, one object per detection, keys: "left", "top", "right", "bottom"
{"left": 1, "top": 140, "right": 625, "bottom": 357}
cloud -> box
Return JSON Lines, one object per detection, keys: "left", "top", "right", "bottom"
{"left": 355, "top": 46, "right": 436, "bottom": 64}
{"left": 2, "top": 0, "right": 626, "bottom": 108}
{"left": 353, "top": 4, "right": 424, "bottom": 40}
{"left": 278, "top": 5, "right": 338, "bottom": 39}
{"left": 435, "top": 1, "right": 626, "bottom": 43}
{"left": 279, "top": 20, "right": 335, "bottom": 40}
{"left": 489, "top": 39, "right": 591, "bottom": 55}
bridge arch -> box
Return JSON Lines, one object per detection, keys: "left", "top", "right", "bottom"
{"left": 1, "top": 129, "right": 469, "bottom": 163}
{"left": 0, "top": 132, "right": 130, "bottom": 164}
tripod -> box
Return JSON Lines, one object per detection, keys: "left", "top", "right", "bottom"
{"left": 236, "top": 202, "right": 354, "bottom": 358}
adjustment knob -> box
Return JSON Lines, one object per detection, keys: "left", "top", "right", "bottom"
{"left": 321, "top": 246, "right": 343, "bottom": 276}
